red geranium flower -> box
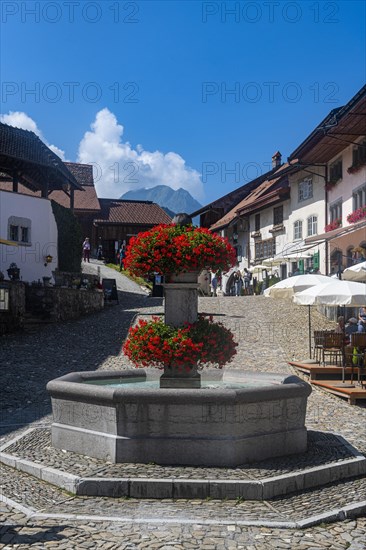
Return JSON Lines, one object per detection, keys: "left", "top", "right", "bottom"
{"left": 123, "top": 316, "right": 238, "bottom": 369}
{"left": 124, "top": 224, "right": 236, "bottom": 276}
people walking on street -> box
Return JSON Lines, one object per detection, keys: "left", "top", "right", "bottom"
{"left": 243, "top": 268, "right": 252, "bottom": 295}
{"left": 211, "top": 272, "right": 218, "bottom": 297}
{"left": 233, "top": 269, "right": 243, "bottom": 296}
{"left": 119, "top": 240, "right": 126, "bottom": 271}
{"left": 82, "top": 237, "right": 91, "bottom": 263}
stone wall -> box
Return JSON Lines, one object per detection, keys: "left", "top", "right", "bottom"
{"left": 0, "top": 283, "right": 104, "bottom": 333}
{"left": 25, "top": 286, "right": 104, "bottom": 322}
{"left": 0, "top": 281, "right": 25, "bottom": 334}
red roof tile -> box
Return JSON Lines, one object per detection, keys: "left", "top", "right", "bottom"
{"left": 94, "top": 199, "right": 172, "bottom": 225}
{"left": 210, "top": 163, "right": 291, "bottom": 231}
{"left": 49, "top": 186, "right": 100, "bottom": 211}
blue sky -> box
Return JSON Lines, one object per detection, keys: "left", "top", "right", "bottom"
{"left": 1, "top": 0, "right": 365, "bottom": 203}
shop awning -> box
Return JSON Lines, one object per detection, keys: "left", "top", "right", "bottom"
{"left": 0, "top": 237, "right": 19, "bottom": 246}
{"left": 305, "top": 220, "right": 366, "bottom": 245}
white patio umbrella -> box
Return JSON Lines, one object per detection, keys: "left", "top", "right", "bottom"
{"left": 293, "top": 279, "right": 366, "bottom": 307}
{"left": 249, "top": 265, "right": 268, "bottom": 272}
{"left": 263, "top": 274, "right": 331, "bottom": 299}
{"left": 294, "top": 280, "right": 366, "bottom": 381}
{"left": 262, "top": 257, "right": 285, "bottom": 266}
{"left": 342, "top": 261, "right": 366, "bottom": 282}
{"left": 264, "top": 274, "right": 332, "bottom": 357}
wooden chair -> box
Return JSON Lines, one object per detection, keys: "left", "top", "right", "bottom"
{"left": 350, "top": 332, "right": 366, "bottom": 350}
{"left": 322, "top": 332, "right": 344, "bottom": 366}
{"left": 313, "top": 330, "right": 327, "bottom": 363}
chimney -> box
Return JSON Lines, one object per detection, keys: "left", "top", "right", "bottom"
{"left": 272, "top": 151, "right": 282, "bottom": 169}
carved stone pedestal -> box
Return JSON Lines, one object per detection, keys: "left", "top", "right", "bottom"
{"left": 163, "top": 272, "right": 200, "bottom": 328}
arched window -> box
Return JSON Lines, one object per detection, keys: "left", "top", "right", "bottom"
{"left": 330, "top": 249, "right": 343, "bottom": 274}
{"left": 346, "top": 247, "right": 354, "bottom": 267}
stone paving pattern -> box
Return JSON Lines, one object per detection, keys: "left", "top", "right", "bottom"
{"left": 1, "top": 261, "right": 366, "bottom": 548}
{"left": 2, "top": 428, "right": 359, "bottom": 481}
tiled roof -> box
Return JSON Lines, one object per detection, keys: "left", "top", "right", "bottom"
{"left": 0, "top": 180, "right": 41, "bottom": 196}
{"left": 49, "top": 162, "right": 100, "bottom": 211}
{"left": 0, "top": 122, "right": 80, "bottom": 191}
{"left": 94, "top": 199, "right": 172, "bottom": 225}
{"left": 64, "top": 163, "right": 94, "bottom": 186}
{"left": 49, "top": 186, "right": 100, "bottom": 211}
{"left": 210, "top": 164, "right": 290, "bottom": 231}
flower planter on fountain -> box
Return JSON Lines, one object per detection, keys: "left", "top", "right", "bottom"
{"left": 122, "top": 220, "right": 237, "bottom": 388}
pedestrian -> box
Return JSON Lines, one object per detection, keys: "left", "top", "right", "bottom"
{"left": 358, "top": 306, "right": 366, "bottom": 332}
{"left": 335, "top": 316, "right": 345, "bottom": 333}
{"left": 119, "top": 241, "right": 126, "bottom": 271}
{"left": 243, "top": 268, "right": 252, "bottom": 295}
{"left": 82, "top": 237, "right": 91, "bottom": 263}
{"left": 233, "top": 270, "right": 243, "bottom": 296}
{"left": 97, "top": 244, "right": 103, "bottom": 260}
{"left": 346, "top": 317, "right": 359, "bottom": 337}
{"left": 211, "top": 272, "right": 218, "bottom": 297}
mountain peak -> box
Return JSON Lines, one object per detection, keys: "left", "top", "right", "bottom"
{"left": 120, "top": 185, "right": 202, "bottom": 216}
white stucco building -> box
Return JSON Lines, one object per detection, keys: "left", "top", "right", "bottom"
{"left": 0, "top": 191, "right": 58, "bottom": 282}
{"left": 0, "top": 122, "right": 81, "bottom": 283}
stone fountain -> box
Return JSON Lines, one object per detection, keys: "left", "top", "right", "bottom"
{"left": 47, "top": 214, "right": 311, "bottom": 467}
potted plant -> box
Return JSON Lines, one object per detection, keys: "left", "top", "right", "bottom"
{"left": 123, "top": 315, "right": 238, "bottom": 387}
{"left": 123, "top": 223, "right": 237, "bottom": 386}
{"left": 124, "top": 224, "right": 236, "bottom": 277}
{"left": 324, "top": 218, "right": 342, "bottom": 232}
{"left": 347, "top": 206, "right": 366, "bottom": 224}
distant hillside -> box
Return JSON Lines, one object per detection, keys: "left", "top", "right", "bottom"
{"left": 120, "top": 185, "right": 202, "bottom": 216}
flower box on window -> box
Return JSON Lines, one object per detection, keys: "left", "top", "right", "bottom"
{"left": 348, "top": 140, "right": 366, "bottom": 174}
{"left": 324, "top": 218, "right": 342, "bottom": 232}
{"left": 346, "top": 207, "right": 366, "bottom": 224}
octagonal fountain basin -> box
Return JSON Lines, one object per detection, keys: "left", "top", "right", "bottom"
{"left": 47, "top": 370, "right": 312, "bottom": 467}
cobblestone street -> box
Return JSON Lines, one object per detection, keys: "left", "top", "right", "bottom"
{"left": 1, "top": 262, "right": 365, "bottom": 549}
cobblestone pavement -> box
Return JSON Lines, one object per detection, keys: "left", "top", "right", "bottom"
{"left": 1, "top": 262, "right": 365, "bottom": 549}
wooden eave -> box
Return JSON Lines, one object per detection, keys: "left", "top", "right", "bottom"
{"left": 236, "top": 187, "right": 290, "bottom": 216}
{"left": 289, "top": 86, "right": 366, "bottom": 164}
{"left": 0, "top": 154, "right": 82, "bottom": 193}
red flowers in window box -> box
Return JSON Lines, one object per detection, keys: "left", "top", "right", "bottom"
{"left": 124, "top": 224, "right": 236, "bottom": 276}
{"left": 123, "top": 315, "right": 238, "bottom": 369}
{"left": 324, "top": 218, "right": 342, "bottom": 232}
{"left": 347, "top": 207, "right": 366, "bottom": 224}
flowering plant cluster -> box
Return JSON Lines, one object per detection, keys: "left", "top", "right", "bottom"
{"left": 123, "top": 315, "right": 238, "bottom": 370}
{"left": 347, "top": 164, "right": 365, "bottom": 175}
{"left": 347, "top": 207, "right": 366, "bottom": 224}
{"left": 124, "top": 224, "right": 236, "bottom": 276}
{"left": 324, "top": 218, "right": 342, "bottom": 232}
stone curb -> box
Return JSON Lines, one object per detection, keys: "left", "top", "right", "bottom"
{"left": 1, "top": 494, "right": 366, "bottom": 530}
{"left": 1, "top": 429, "right": 365, "bottom": 501}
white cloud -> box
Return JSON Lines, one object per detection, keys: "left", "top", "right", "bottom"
{"left": 77, "top": 108, "right": 204, "bottom": 200}
{"left": 0, "top": 108, "right": 204, "bottom": 200}
{"left": 0, "top": 111, "right": 66, "bottom": 160}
